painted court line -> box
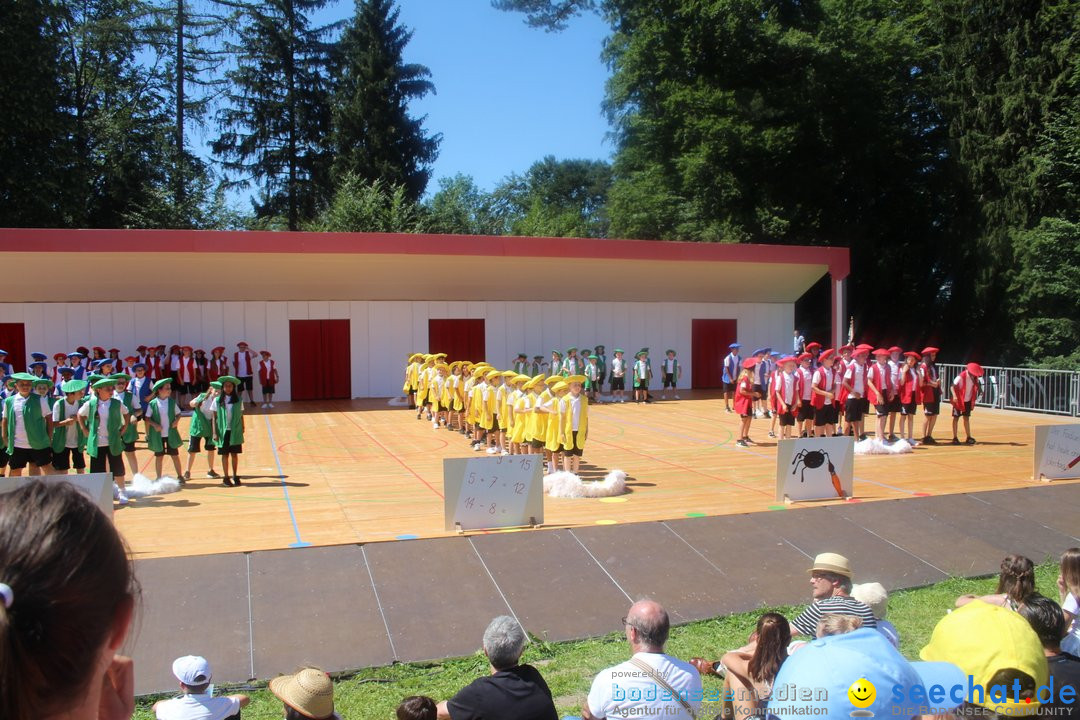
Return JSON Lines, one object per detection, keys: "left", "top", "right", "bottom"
{"left": 468, "top": 537, "right": 526, "bottom": 635}
{"left": 568, "top": 529, "right": 634, "bottom": 603}
{"left": 263, "top": 415, "right": 310, "bottom": 548}
{"left": 361, "top": 545, "right": 398, "bottom": 661}
{"left": 334, "top": 403, "right": 445, "bottom": 499}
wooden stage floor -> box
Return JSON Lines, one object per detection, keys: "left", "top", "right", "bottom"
{"left": 115, "top": 392, "right": 1078, "bottom": 559}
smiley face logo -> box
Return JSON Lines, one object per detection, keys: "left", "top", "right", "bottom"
{"left": 848, "top": 678, "right": 876, "bottom": 709}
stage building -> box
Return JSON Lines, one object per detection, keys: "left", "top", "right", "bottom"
{"left": 0, "top": 229, "right": 848, "bottom": 399}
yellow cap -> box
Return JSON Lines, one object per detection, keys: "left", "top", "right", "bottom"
{"left": 552, "top": 382, "right": 569, "bottom": 393}
{"left": 564, "top": 374, "right": 587, "bottom": 384}
{"left": 544, "top": 376, "right": 562, "bottom": 387}
{"left": 920, "top": 601, "right": 1048, "bottom": 716}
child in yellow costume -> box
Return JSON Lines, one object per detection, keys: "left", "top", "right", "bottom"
{"left": 544, "top": 381, "right": 570, "bottom": 474}
{"left": 403, "top": 353, "right": 423, "bottom": 409}
{"left": 561, "top": 375, "right": 589, "bottom": 473}
{"left": 511, "top": 376, "right": 538, "bottom": 454}
{"left": 415, "top": 355, "right": 434, "bottom": 420}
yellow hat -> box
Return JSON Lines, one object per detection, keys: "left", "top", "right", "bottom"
{"left": 522, "top": 377, "right": 541, "bottom": 390}
{"left": 500, "top": 370, "right": 517, "bottom": 378}
{"left": 435, "top": 363, "right": 449, "bottom": 371}
{"left": 544, "top": 376, "right": 562, "bottom": 386}
{"left": 473, "top": 366, "right": 489, "bottom": 376}
{"left": 532, "top": 374, "right": 546, "bottom": 384}
{"left": 433, "top": 353, "right": 447, "bottom": 359}
{"left": 920, "top": 601, "right": 1048, "bottom": 716}
{"left": 408, "top": 353, "right": 424, "bottom": 362}
{"left": 552, "top": 381, "right": 569, "bottom": 393}
{"left": 484, "top": 368, "right": 501, "bottom": 379}
{"left": 515, "top": 374, "right": 531, "bottom": 384}
{"left": 423, "top": 354, "right": 434, "bottom": 360}
{"left": 564, "top": 374, "right": 586, "bottom": 384}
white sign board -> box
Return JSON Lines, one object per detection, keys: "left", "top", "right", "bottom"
{"left": 776, "top": 436, "right": 854, "bottom": 503}
{"left": 0, "top": 473, "right": 114, "bottom": 518}
{"left": 444, "top": 455, "right": 544, "bottom": 531}
{"left": 1033, "top": 424, "right": 1080, "bottom": 480}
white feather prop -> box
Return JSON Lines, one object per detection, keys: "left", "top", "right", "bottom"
{"left": 124, "top": 473, "right": 182, "bottom": 498}
{"left": 543, "top": 469, "right": 628, "bottom": 498}
{"left": 854, "top": 438, "right": 914, "bottom": 455}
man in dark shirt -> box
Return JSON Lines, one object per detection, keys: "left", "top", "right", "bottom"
{"left": 1019, "top": 595, "right": 1079, "bottom": 717}
{"left": 436, "top": 616, "right": 557, "bottom": 720}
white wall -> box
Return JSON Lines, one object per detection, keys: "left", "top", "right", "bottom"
{"left": 0, "top": 301, "right": 793, "bottom": 400}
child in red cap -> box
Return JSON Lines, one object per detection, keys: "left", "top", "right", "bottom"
{"left": 259, "top": 351, "right": 278, "bottom": 408}
{"left": 950, "top": 362, "right": 984, "bottom": 444}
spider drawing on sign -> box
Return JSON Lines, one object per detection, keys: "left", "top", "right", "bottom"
{"left": 791, "top": 448, "right": 845, "bottom": 498}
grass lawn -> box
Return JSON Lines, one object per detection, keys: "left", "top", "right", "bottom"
{"left": 133, "top": 559, "right": 1064, "bottom": 720}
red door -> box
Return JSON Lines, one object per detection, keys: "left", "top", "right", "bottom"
{"left": 289, "top": 319, "right": 351, "bottom": 400}
{"left": 691, "top": 319, "right": 737, "bottom": 389}
{"left": 0, "top": 323, "right": 27, "bottom": 372}
{"left": 428, "top": 319, "right": 485, "bottom": 364}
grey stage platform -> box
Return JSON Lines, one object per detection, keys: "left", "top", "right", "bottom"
{"left": 126, "top": 483, "right": 1080, "bottom": 695}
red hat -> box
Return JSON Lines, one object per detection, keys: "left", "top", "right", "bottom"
{"left": 92, "top": 346, "right": 105, "bottom": 353}
{"left": 856, "top": 343, "right": 874, "bottom": 351}
{"left": 966, "top": 362, "right": 984, "bottom": 377}
{"left": 872, "top": 348, "right": 890, "bottom": 356}
{"left": 76, "top": 346, "right": 90, "bottom": 354}
{"left": 181, "top": 346, "right": 192, "bottom": 352}
{"left": 805, "top": 342, "right": 821, "bottom": 350}
{"left": 237, "top": 341, "right": 249, "bottom": 347}
{"left": 260, "top": 350, "right": 271, "bottom": 357}
{"left": 839, "top": 344, "right": 854, "bottom": 352}
{"left": 797, "top": 352, "right": 812, "bottom": 361}
{"left": 888, "top": 346, "right": 902, "bottom": 354}
{"left": 157, "top": 344, "right": 167, "bottom": 350}
{"left": 779, "top": 355, "right": 798, "bottom": 365}
{"left": 108, "top": 348, "right": 119, "bottom": 353}
{"left": 195, "top": 348, "right": 205, "bottom": 354}
{"left": 853, "top": 348, "right": 870, "bottom": 357}
{"left": 136, "top": 344, "right": 147, "bottom": 351}
{"left": 169, "top": 344, "right": 180, "bottom": 351}
{"left": 819, "top": 349, "right": 836, "bottom": 362}
{"left": 741, "top": 357, "right": 758, "bottom": 369}
{"left": 124, "top": 355, "right": 137, "bottom": 362}
{"left": 212, "top": 346, "right": 225, "bottom": 353}
{"left": 921, "top": 346, "right": 939, "bottom": 356}
{"left": 53, "top": 352, "right": 66, "bottom": 360}
{"left": 903, "top": 351, "right": 922, "bottom": 360}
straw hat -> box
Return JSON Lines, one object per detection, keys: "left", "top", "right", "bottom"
{"left": 807, "top": 552, "right": 853, "bottom": 578}
{"left": 269, "top": 667, "right": 335, "bottom": 720}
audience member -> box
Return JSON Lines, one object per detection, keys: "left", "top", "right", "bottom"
{"left": 1019, "top": 595, "right": 1080, "bottom": 717}
{"left": 1058, "top": 547, "right": 1080, "bottom": 656}
{"left": 269, "top": 667, "right": 338, "bottom": 720}
{"left": 153, "top": 656, "right": 249, "bottom": 720}
{"left": 0, "top": 480, "right": 137, "bottom": 720}
{"left": 691, "top": 611, "right": 789, "bottom": 720}
{"left": 851, "top": 581, "right": 900, "bottom": 648}
{"left": 921, "top": 600, "right": 1048, "bottom": 717}
{"left": 766, "top": 628, "right": 965, "bottom": 718}
{"left": 956, "top": 553, "right": 1037, "bottom": 610}
{"left": 789, "top": 553, "right": 876, "bottom": 636}
{"left": 583, "top": 600, "right": 701, "bottom": 720}
{"left": 436, "top": 616, "right": 557, "bottom": 720}
{"left": 815, "top": 613, "right": 862, "bottom": 637}
{"left": 397, "top": 696, "right": 437, "bottom": 720}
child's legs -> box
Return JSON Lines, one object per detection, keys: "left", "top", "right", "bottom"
{"left": 124, "top": 450, "right": 138, "bottom": 475}
{"left": 155, "top": 455, "right": 164, "bottom": 478}
{"left": 963, "top": 415, "right": 971, "bottom": 437}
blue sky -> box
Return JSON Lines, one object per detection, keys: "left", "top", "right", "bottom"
{"left": 389, "top": 1, "right": 614, "bottom": 193}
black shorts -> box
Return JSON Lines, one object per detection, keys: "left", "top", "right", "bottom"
{"left": 52, "top": 447, "right": 86, "bottom": 471}
{"left": 778, "top": 411, "right": 796, "bottom": 427}
{"left": 530, "top": 439, "right": 545, "bottom": 449}
{"left": 814, "top": 404, "right": 838, "bottom": 426}
{"left": 797, "top": 404, "right": 814, "bottom": 421}
{"left": 845, "top": 398, "right": 865, "bottom": 422}
{"left": 239, "top": 376, "right": 254, "bottom": 391}
{"left": 90, "top": 449, "right": 125, "bottom": 476}
{"left": 611, "top": 377, "right": 625, "bottom": 390}
{"left": 262, "top": 384, "right": 276, "bottom": 394}
{"left": 924, "top": 400, "right": 941, "bottom": 416}
{"left": 723, "top": 382, "right": 735, "bottom": 392}
{"left": 887, "top": 396, "right": 902, "bottom": 413}
{"left": 598, "top": 372, "right": 606, "bottom": 384}
{"left": 188, "top": 435, "right": 214, "bottom": 453}
{"left": 663, "top": 373, "right": 677, "bottom": 388}
{"left": 175, "top": 382, "right": 193, "bottom": 395}
{"left": 752, "top": 383, "right": 763, "bottom": 395}
{"left": 124, "top": 441, "right": 136, "bottom": 453}
{"left": 491, "top": 416, "right": 502, "bottom": 432}
{"left": 952, "top": 405, "right": 973, "bottom": 418}
{"left": 0, "top": 448, "right": 7, "bottom": 467}
{"left": 875, "top": 403, "right": 890, "bottom": 416}
{"left": 564, "top": 431, "right": 584, "bottom": 456}
{"left": 218, "top": 431, "right": 243, "bottom": 455}
{"left": 8, "top": 446, "right": 53, "bottom": 469}
{"left": 154, "top": 438, "right": 180, "bottom": 457}
{"left": 634, "top": 378, "right": 649, "bottom": 389}
{"left": 901, "top": 401, "right": 918, "bottom": 415}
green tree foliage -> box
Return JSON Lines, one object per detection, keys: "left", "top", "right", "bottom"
{"left": 424, "top": 174, "right": 510, "bottom": 235}
{"left": 0, "top": 0, "right": 70, "bottom": 226}
{"left": 1009, "top": 218, "right": 1080, "bottom": 368}
{"left": 213, "top": 0, "right": 340, "bottom": 230}
{"left": 332, "top": 0, "right": 440, "bottom": 202}
{"left": 310, "top": 173, "right": 424, "bottom": 232}
{"left": 494, "top": 156, "right": 612, "bottom": 238}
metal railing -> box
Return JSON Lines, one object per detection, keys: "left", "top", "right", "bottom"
{"left": 938, "top": 363, "right": 1080, "bottom": 416}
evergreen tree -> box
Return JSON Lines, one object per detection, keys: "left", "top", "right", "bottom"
{"left": 331, "top": 0, "right": 440, "bottom": 202}
{"left": 0, "top": 0, "right": 70, "bottom": 226}
{"left": 213, "top": 0, "right": 339, "bottom": 230}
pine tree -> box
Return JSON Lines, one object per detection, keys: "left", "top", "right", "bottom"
{"left": 331, "top": 0, "right": 440, "bottom": 202}
{"left": 213, "top": 0, "right": 339, "bottom": 230}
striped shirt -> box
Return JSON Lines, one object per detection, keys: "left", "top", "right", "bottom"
{"left": 792, "top": 595, "right": 877, "bottom": 636}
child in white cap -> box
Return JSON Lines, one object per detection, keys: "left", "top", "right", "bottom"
{"left": 153, "top": 655, "right": 249, "bottom": 720}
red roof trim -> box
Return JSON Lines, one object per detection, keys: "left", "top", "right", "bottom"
{"left": 0, "top": 228, "right": 850, "bottom": 280}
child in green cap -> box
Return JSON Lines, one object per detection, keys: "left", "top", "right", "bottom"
{"left": 77, "top": 378, "right": 131, "bottom": 504}
{"left": 185, "top": 381, "right": 221, "bottom": 481}
{"left": 145, "top": 378, "right": 183, "bottom": 481}
{"left": 51, "top": 379, "right": 88, "bottom": 474}
{"left": 3, "top": 373, "right": 55, "bottom": 477}
{"left": 207, "top": 376, "right": 245, "bottom": 486}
